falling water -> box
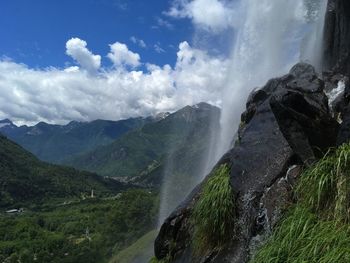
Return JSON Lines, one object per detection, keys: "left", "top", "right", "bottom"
{"left": 301, "top": 0, "right": 328, "bottom": 70}
{"left": 157, "top": 105, "right": 220, "bottom": 226}
{"left": 158, "top": 0, "right": 328, "bottom": 228}
{"left": 215, "top": 0, "right": 328, "bottom": 159}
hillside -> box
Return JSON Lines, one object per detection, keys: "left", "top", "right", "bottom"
{"left": 0, "top": 134, "right": 127, "bottom": 208}
{"left": 0, "top": 117, "right": 150, "bottom": 163}
{"left": 67, "top": 103, "right": 220, "bottom": 185}
{"left": 0, "top": 135, "right": 159, "bottom": 262}
{"left": 0, "top": 189, "right": 158, "bottom": 263}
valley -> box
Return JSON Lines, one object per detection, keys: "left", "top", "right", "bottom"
{"left": 1, "top": 0, "right": 350, "bottom": 262}
{"left": 0, "top": 103, "right": 218, "bottom": 262}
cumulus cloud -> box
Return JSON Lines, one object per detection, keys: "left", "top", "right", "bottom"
{"left": 167, "top": 0, "right": 234, "bottom": 32}
{"left": 0, "top": 40, "right": 228, "bottom": 125}
{"left": 66, "top": 38, "right": 101, "bottom": 73}
{"left": 107, "top": 42, "right": 141, "bottom": 68}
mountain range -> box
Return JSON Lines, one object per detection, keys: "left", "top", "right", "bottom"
{"left": 0, "top": 103, "right": 219, "bottom": 262}
{"left": 1, "top": 103, "right": 220, "bottom": 188}
{"left": 0, "top": 117, "right": 151, "bottom": 164}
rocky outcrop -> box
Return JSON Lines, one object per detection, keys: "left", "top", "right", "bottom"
{"left": 322, "top": 72, "right": 350, "bottom": 145}
{"left": 153, "top": 0, "right": 350, "bottom": 260}
{"left": 323, "top": 0, "right": 350, "bottom": 76}
{"left": 322, "top": 0, "right": 350, "bottom": 146}
{"left": 154, "top": 63, "right": 339, "bottom": 263}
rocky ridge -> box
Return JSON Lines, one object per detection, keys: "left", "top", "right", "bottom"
{"left": 153, "top": 0, "right": 350, "bottom": 262}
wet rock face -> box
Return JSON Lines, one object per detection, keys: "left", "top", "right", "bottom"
{"left": 333, "top": 76, "right": 350, "bottom": 145}
{"left": 154, "top": 184, "right": 201, "bottom": 262}
{"left": 322, "top": 70, "right": 350, "bottom": 146}
{"left": 259, "top": 165, "right": 302, "bottom": 230}
{"left": 323, "top": 0, "right": 350, "bottom": 76}
{"left": 154, "top": 63, "right": 339, "bottom": 263}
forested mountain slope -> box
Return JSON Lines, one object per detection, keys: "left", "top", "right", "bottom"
{"left": 0, "top": 117, "right": 149, "bottom": 163}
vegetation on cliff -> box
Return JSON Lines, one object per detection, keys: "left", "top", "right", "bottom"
{"left": 252, "top": 143, "right": 350, "bottom": 262}
{"left": 192, "top": 164, "right": 235, "bottom": 254}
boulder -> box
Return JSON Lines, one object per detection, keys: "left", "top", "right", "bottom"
{"left": 154, "top": 63, "right": 339, "bottom": 263}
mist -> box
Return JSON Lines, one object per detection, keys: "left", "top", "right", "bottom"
{"left": 158, "top": 0, "right": 328, "bottom": 231}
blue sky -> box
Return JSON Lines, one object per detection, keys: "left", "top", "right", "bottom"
{"left": 0, "top": 0, "right": 317, "bottom": 126}
{"left": 0, "top": 0, "right": 237, "bottom": 125}
{"left": 0, "top": 0, "right": 194, "bottom": 68}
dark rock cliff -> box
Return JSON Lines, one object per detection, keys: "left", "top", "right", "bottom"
{"left": 154, "top": 0, "right": 350, "bottom": 262}
{"left": 323, "top": 0, "right": 350, "bottom": 146}
{"left": 154, "top": 63, "right": 341, "bottom": 263}
{"left": 323, "top": 0, "right": 350, "bottom": 75}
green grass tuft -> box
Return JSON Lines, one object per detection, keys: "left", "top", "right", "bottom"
{"left": 149, "top": 257, "right": 158, "bottom": 263}
{"left": 297, "top": 143, "right": 350, "bottom": 223}
{"left": 252, "top": 206, "right": 350, "bottom": 263}
{"left": 192, "top": 164, "right": 235, "bottom": 254}
{"left": 252, "top": 143, "right": 350, "bottom": 262}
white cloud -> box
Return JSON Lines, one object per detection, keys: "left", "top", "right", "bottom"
{"left": 167, "top": 0, "right": 234, "bottom": 31}
{"left": 107, "top": 42, "right": 141, "bottom": 68}
{"left": 64, "top": 66, "right": 80, "bottom": 73}
{"left": 66, "top": 38, "right": 101, "bottom": 73}
{"left": 0, "top": 40, "right": 228, "bottom": 125}
{"left": 155, "top": 17, "right": 174, "bottom": 30}
{"left": 154, "top": 43, "right": 166, "bottom": 53}
{"left": 130, "top": 36, "right": 147, "bottom": 48}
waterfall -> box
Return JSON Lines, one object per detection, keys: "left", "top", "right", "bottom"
{"left": 158, "top": 0, "right": 328, "bottom": 227}
{"left": 157, "top": 105, "right": 220, "bottom": 226}
{"left": 301, "top": 0, "right": 328, "bottom": 70}
{"left": 215, "top": 0, "right": 328, "bottom": 159}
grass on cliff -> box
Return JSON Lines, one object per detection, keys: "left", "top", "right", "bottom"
{"left": 191, "top": 164, "right": 235, "bottom": 254}
{"left": 252, "top": 143, "right": 350, "bottom": 263}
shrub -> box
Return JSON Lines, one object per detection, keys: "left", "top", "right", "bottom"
{"left": 192, "top": 164, "right": 235, "bottom": 253}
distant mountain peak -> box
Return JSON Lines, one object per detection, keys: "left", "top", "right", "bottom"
{"left": 0, "top": 119, "right": 15, "bottom": 129}
{"left": 153, "top": 112, "right": 170, "bottom": 121}
{"left": 174, "top": 102, "right": 219, "bottom": 119}
{"left": 1, "top": 117, "right": 152, "bottom": 163}
{"left": 0, "top": 118, "right": 13, "bottom": 124}
{"left": 66, "top": 120, "right": 84, "bottom": 127}
{"left": 192, "top": 102, "right": 212, "bottom": 108}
